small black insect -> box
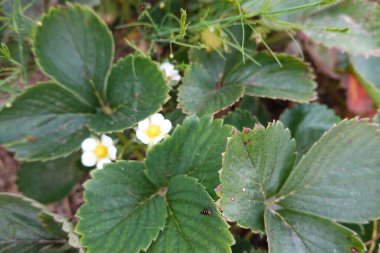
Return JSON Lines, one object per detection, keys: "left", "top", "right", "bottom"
{"left": 200, "top": 208, "right": 212, "bottom": 216}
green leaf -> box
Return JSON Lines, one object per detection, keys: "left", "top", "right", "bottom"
{"left": 76, "top": 161, "right": 167, "bottom": 253}
{"left": 265, "top": 209, "right": 364, "bottom": 253}
{"left": 178, "top": 50, "right": 245, "bottom": 116}
{"left": 279, "top": 119, "right": 380, "bottom": 223}
{"left": 220, "top": 120, "right": 380, "bottom": 252}
{"left": 280, "top": 103, "right": 340, "bottom": 159}
{"left": 39, "top": 209, "right": 82, "bottom": 252}
{"left": 77, "top": 161, "right": 234, "bottom": 253}
{"left": 88, "top": 55, "right": 170, "bottom": 133}
{"left": 239, "top": 96, "right": 271, "bottom": 124}
{"left": 0, "top": 193, "right": 77, "bottom": 253}
{"left": 147, "top": 175, "right": 234, "bottom": 253}
{"left": 178, "top": 50, "right": 316, "bottom": 116}
{"left": 34, "top": 4, "right": 114, "bottom": 106}
{"left": 0, "top": 83, "right": 92, "bottom": 161}
{"left": 220, "top": 122, "right": 296, "bottom": 232}
{"left": 345, "top": 222, "right": 378, "bottom": 247}
{"left": 351, "top": 55, "right": 380, "bottom": 107}
{"left": 223, "top": 108, "right": 258, "bottom": 131}
{"left": 238, "top": 53, "right": 316, "bottom": 102}
{"left": 3, "top": 6, "right": 172, "bottom": 158}
{"left": 17, "top": 154, "right": 83, "bottom": 203}
{"left": 231, "top": 237, "right": 253, "bottom": 253}
{"left": 145, "top": 116, "right": 232, "bottom": 197}
{"left": 303, "top": 1, "right": 380, "bottom": 56}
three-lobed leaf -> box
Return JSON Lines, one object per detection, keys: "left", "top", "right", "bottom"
{"left": 76, "top": 162, "right": 233, "bottom": 253}
{"left": 0, "top": 5, "right": 170, "bottom": 161}
{"left": 77, "top": 116, "right": 234, "bottom": 253}
{"left": 221, "top": 119, "right": 380, "bottom": 252}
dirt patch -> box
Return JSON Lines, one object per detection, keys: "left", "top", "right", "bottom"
{"left": 0, "top": 147, "right": 19, "bottom": 194}
{"left": 0, "top": 146, "right": 87, "bottom": 221}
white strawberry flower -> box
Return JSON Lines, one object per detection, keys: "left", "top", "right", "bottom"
{"left": 81, "top": 134, "right": 117, "bottom": 169}
{"left": 136, "top": 113, "right": 172, "bottom": 146}
{"left": 160, "top": 62, "right": 181, "bottom": 85}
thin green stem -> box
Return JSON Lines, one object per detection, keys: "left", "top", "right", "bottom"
{"left": 369, "top": 220, "right": 379, "bottom": 253}
{"left": 14, "top": 0, "right": 28, "bottom": 86}
{"left": 233, "top": 0, "right": 246, "bottom": 63}
{"left": 115, "top": 132, "right": 129, "bottom": 145}
{"left": 248, "top": 23, "right": 282, "bottom": 67}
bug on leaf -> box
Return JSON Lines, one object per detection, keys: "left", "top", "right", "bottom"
{"left": 200, "top": 208, "right": 212, "bottom": 216}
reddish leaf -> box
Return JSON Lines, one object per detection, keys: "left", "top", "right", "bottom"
{"left": 344, "top": 74, "right": 376, "bottom": 117}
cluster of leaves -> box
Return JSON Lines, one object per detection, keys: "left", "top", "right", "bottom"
{"left": 1, "top": 1, "right": 380, "bottom": 253}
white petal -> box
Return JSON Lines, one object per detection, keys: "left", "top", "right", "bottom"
{"left": 137, "top": 118, "right": 150, "bottom": 131}
{"left": 171, "top": 74, "right": 181, "bottom": 82}
{"left": 81, "top": 152, "right": 97, "bottom": 167}
{"left": 97, "top": 158, "right": 112, "bottom": 169}
{"left": 108, "top": 146, "right": 117, "bottom": 160}
{"left": 136, "top": 130, "right": 150, "bottom": 144}
{"left": 101, "top": 134, "right": 114, "bottom": 147}
{"left": 167, "top": 69, "right": 177, "bottom": 77}
{"left": 151, "top": 113, "right": 164, "bottom": 125}
{"left": 152, "top": 135, "right": 165, "bottom": 144}
{"left": 81, "top": 138, "right": 98, "bottom": 152}
{"left": 169, "top": 69, "right": 179, "bottom": 75}
{"left": 160, "top": 62, "right": 174, "bottom": 73}
{"left": 161, "top": 119, "right": 172, "bottom": 134}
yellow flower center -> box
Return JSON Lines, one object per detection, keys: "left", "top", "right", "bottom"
{"left": 95, "top": 144, "right": 108, "bottom": 159}
{"left": 146, "top": 124, "right": 162, "bottom": 138}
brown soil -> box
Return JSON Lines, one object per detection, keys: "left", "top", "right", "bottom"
{"left": 0, "top": 146, "right": 86, "bottom": 221}
{"left": 0, "top": 147, "right": 19, "bottom": 194}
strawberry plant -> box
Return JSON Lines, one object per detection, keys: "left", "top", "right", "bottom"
{"left": 0, "top": 1, "right": 380, "bottom": 253}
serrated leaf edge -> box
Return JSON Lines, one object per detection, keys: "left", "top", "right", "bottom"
{"left": 32, "top": 3, "right": 115, "bottom": 108}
